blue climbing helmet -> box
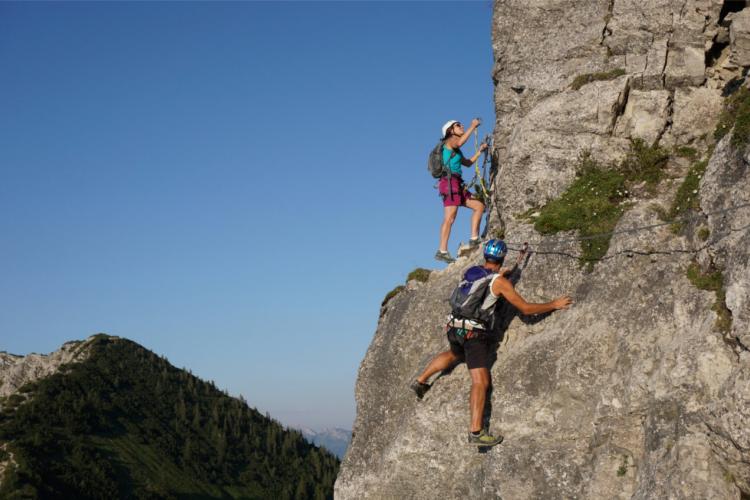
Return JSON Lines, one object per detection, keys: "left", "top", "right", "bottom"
{"left": 483, "top": 239, "right": 507, "bottom": 263}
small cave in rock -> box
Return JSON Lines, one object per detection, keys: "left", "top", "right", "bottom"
{"left": 719, "top": 0, "right": 749, "bottom": 24}
{"left": 706, "top": 39, "right": 730, "bottom": 67}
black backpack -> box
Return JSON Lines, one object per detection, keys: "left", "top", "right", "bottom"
{"left": 427, "top": 140, "right": 456, "bottom": 179}
{"left": 448, "top": 265, "right": 498, "bottom": 329}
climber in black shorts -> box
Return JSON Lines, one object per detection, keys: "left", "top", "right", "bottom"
{"left": 411, "top": 239, "right": 573, "bottom": 447}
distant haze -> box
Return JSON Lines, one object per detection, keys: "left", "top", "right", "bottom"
{"left": 300, "top": 427, "right": 352, "bottom": 460}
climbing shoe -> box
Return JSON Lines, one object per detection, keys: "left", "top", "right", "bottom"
{"left": 468, "top": 237, "right": 482, "bottom": 248}
{"left": 410, "top": 380, "right": 431, "bottom": 400}
{"left": 434, "top": 250, "right": 456, "bottom": 263}
{"left": 467, "top": 429, "right": 504, "bottom": 447}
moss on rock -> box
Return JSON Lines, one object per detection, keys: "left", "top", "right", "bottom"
{"left": 687, "top": 261, "right": 733, "bottom": 334}
{"left": 714, "top": 85, "right": 750, "bottom": 148}
{"left": 668, "top": 159, "right": 707, "bottom": 234}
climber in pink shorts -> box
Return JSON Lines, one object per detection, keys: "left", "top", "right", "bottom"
{"left": 435, "top": 119, "right": 488, "bottom": 263}
{"left": 439, "top": 174, "right": 474, "bottom": 207}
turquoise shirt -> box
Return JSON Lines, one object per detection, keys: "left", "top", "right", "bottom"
{"left": 442, "top": 146, "right": 464, "bottom": 175}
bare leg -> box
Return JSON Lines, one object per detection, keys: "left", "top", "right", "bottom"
{"left": 464, "top": 198, "right": 485, "bottom": 240}
{"left": 439, "top": 206, "right": 458, "bottom": 252}
{"left": 468, "top": 367, "right": 490, "bottom": 432}
{"left": 416, "top": 350, "right": 460, "bottom": 385}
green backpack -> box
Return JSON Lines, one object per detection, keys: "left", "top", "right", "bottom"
{"left": 427, "top": 140, "right": 456, "bottom": 179}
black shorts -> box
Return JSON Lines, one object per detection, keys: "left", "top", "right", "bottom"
{"left": 447, "top": 328, "right": 493, "bottom": 370}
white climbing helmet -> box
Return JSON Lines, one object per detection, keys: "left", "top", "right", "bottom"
{"left": 441, "top": 120, "right": 459, "bottom": 139}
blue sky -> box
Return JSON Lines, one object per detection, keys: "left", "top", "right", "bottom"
{"left": 0, "top": 1, "right": 495, "bottom": 430}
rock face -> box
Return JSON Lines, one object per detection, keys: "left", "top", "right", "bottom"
{"left": 337, "top": 1, "right": 750, "bottom": 498}
{"left": 0, "top": 338, "right": 93, "bottom": 400}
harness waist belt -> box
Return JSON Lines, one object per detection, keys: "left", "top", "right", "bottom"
{"left": 447, "top": 315, "right": 486, "bottom": 331}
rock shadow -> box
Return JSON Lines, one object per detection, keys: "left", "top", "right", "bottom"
{"left": 480, "top": 255, "right": 556, "bottom": 440}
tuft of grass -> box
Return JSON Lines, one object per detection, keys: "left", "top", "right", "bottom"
{"left": 571, "top": 68, "right": 626, "bottom": 90}
{"left": 714, "top": 289, "right": 733, "bottom": 334}
{"left": 698, "top": 227, "right": 710, "bottom": 241}
{"left": 618, "top": 138, "right": 670, "bottom": 189}
{"left": 381, "top": 285, "right": 405, "bottom": 308}
{"left": 687, "top": 261, "right": 733, "bottom": 333}
{"left": 407, "top": 268, "right": 432, "bottom": 283}
{"left": 715, "top": 85, "right": 750, "bottom": 147}
{"left": 724, "top": 470, "right": 735, "bottom": 483}
{"left": 674, "top": 146, "right": 698, "bottom": 160}
{"left": 491, "top": 227, "right": 506, "bottom": 240}
{"left": 382, "top": 268, "right": 433, "bottom": 310}
{"left": 617, "top": 455, "right": 629, "bottom": 477}
{"left": 533, "top": 157, "right": 626, "bottom": 269}
{"left": 668, "top": 160, "right": 708, "bottom": 233}
{"left": 687, "top": 261, "right": 723, "bottom": 291}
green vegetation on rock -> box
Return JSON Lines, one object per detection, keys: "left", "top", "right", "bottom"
{"left": 530, "top": 140, "right": 668, "bottom": 270}
{"left": 686, "top": 262, "right": 733, "bottom": 334}
{"left": 382, "top": 268, "right": 433, "bottom": 309}
{"left": 714, "top": 85, "right": 750, "bottom": 147}
{"left": 687, "top": 261, "right": 723, "bottom": 291}
{"left": 532, "top": 153, "right": 627, "bottom": 269}
{"left": 570, "top": 68, "right": 626, "bottom": 90}
{"left": 619, "top": 138, "right": 670, "bottom": 189}
{"left": 616, "top": 455, "right": 629, "bottom": 477}
{"left": 668, "top": 159, "right": 708, "bottom": 234}
{"left": 382, "top": 285, "right": 406, "bottom": 308}
{"left": 674, "top": 146, "right": 699, "bottom": 160}
{"left": 407, "top": 268, "right": 432, "bottom": 283}
{"left": 0, "top": 335, "right": 339, "bottom": 499}
{"left": 713, "top": 289, "right": 733, "bottom": 334}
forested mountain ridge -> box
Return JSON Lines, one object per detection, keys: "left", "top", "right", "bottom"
{"left": 0, "top": 334, "right": 338, "bottom": 499}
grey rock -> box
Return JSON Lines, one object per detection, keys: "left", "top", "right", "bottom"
{"left": 614, "top": 89, "right": 672, "bottom": 144}
{"left": 0, "top": 338, "right": 94, "bottom": 400}
{"left": 338, "top": 1, "right": 750, "bottom": 499}
{"left": 731, "top": 9, "right": 750, "bottom": 68}
{"left": 663, "top": 87, "right": 723, "bottom": 147}
{"left": 700, "top": 135, "right": 750, "bottom": 349}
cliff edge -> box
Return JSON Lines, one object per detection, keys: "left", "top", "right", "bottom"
{"left": 337, "top": 1, "right": 750, "bottom": 498}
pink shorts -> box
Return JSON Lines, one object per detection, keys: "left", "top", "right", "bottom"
{"left": 439, "top": 175, "right": 472, "bottom": 207}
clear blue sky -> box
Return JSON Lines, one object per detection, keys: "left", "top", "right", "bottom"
{"left": 1, "top": 1, "right": 495, "bottom": 430}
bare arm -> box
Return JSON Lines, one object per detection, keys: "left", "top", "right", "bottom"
{"left": 460, "top": 143, "right": 488, "bottom": 166}
{"left": 491, "top": 276, "right": 572, "bottom": 315}
{"left": 456, "top": 118, "right": 481, "bottom": 147}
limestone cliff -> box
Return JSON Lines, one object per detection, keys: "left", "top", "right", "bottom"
{"left": 336, "top": 1, "right": 750, "bottom": 498}
{"left": 0, "top": 338, "right": 93, "bottom": 399}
